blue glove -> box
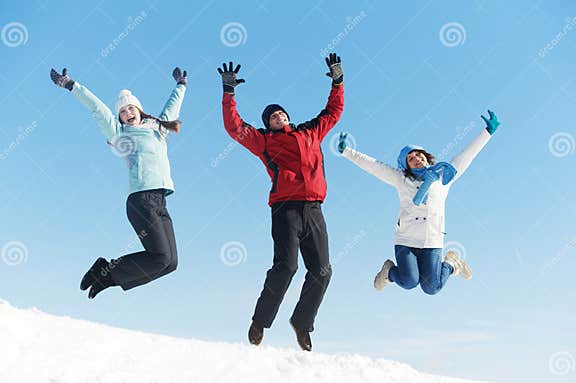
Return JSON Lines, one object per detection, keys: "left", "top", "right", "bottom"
{"left": 338, "top": 132, "right": 347, "bottom": 153}
{"left": 481, "top": 110, "right": 500, "bottom": 135}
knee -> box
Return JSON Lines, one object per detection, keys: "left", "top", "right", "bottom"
{"left": 152, "top": 250, "right": 173, "bottom": 269}
{"left": 397, "top": 272, "right": 419, "bottom": 290}
{"left": 317, "top": 264, "right": 332, "bottom": 283}
{"left": 167, "top": 253, "right": 178, "bottom": 272}
{"left": 272, "top": 261, "right": 298, "bottom": 277}
{"left": 420, "top": 283, "right": 441, "bottom": 295}
{"left": 420, "top": 279, "right": 444, "bottom": 295}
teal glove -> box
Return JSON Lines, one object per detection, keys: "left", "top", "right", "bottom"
{"left": 338, "top": 132, "right": 347, "bottom": 153}
{"left": 481, "top": 110, "right": 500, "bottom": 135}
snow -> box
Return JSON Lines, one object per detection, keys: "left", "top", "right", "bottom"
{"left": 0, "top": 299, "right": 487, "bottom": 383}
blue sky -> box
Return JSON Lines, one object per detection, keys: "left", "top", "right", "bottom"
{"left": 1, "top": 0, "right": 576, "bottom": 382}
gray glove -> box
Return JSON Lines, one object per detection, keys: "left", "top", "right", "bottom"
{"left": 217, "top": 61, "right": 245, "bottom": 93}
{"left": 172, "top": 67, "right": 187, "bottom": 85}
{"left": 50, "top": 68, "right": 74, "bottom": 91}
{"left": 325, "top": 53, "right": 343, "bottom": 85}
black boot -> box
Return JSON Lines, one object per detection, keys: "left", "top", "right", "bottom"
{"left": 289, "top": 318, "right": 312, "bottom": 351}
{"left": 88, "top": 271, "right": 115, "bottom": 299}
{"left": 80, "top": 257, "right": 109, "bottom": 291}
{"left": 248, "top": 320, "right": 264, "bottom": 346}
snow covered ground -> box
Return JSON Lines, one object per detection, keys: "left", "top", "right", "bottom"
{"left": 0, "top": 299, "right": 488, "bottom": 383}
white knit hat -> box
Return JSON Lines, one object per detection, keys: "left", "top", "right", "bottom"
{"left": 115, "top": 89, "right": 143, "bottom": 116}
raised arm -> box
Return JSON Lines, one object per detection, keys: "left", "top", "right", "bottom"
{"left": 339, "top": 134, "right": 403, "bottom": 187}
{"left": 51, "top": 68, "right": 120, "bottom": 141}
{"left": 297, "top": 53, "right": 344, "bottom": 140}
{"left": 158, "top": 67, "right": 187, "bottom": 122}
{"left": 218, "top": 61, "right": 265, "bottom": 156}
{"left": 450, "top": 110, "right": 499, "bottom": 182}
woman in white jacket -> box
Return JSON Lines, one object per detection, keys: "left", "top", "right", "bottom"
{"left": 339, "top": 111, "right": 499, "bottom": 294}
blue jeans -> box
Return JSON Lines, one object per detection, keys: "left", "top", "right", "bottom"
{"left": 388, "top": 245, "right": 454, "bottom": 295}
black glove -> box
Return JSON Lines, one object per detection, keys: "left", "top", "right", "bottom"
{"left": 217, "top": 62, "right": 245, "bottom": 94}
{"left": 325, "top": 53, "right": 343, "bottom": 85}
{"left": 172, "top": 67, "right": 187, "bottom": 85}
{"left": 50, "top": 68, "right": 74, "bottom": 91}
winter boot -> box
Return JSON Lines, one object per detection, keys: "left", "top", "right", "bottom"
{"left": 80, "top": 257, "right": 109, "bottom": 290}
{"left": 444, "top": 251, "right": 472, "bottom": 280}
{"left": 248, "top": 320, "right": 264, "bottom": 346}
{"left": 289, "top": 318, "right": 312, "bottom": 352}
{"left": 87, "top": 271, "right": 116, "bottom": 299}
{"left": 374, "top": 259, "right": 395, "bottom": 291}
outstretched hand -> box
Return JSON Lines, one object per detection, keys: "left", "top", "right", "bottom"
{"left": 172, "top": 67, "right": 187, "bottom": 85}
{"left": 50, "top": 68, "right": 74, "bottom": 91}
{"left": 481, "top": 110, "right": 500, "bottom": 135}
{"left": 325, "top": 53, "right": 343, "bottom": 85}
{"left": 217, "top": 61, "right": 245, "bottom": 93}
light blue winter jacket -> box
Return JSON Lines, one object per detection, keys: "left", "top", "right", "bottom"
{"left": 71, "top": 82, "right": 186, "bottom": 196}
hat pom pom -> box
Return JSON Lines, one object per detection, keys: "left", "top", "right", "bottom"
{"left": 118, "top": 89, "right": 132, "bottom": 97}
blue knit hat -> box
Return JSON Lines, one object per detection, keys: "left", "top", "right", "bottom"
{"left": 262, "top": 104, "right": 290, "bottom": 129}
{"left": 397, "top": 145, "right": 426, "bottom": 170}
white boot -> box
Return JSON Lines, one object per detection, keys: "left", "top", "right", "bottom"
{"left": 444, "top": 251, "right": 472, "bottom": 280}
{"left": 374, "top": 259, "right": 395, "bottom": 291}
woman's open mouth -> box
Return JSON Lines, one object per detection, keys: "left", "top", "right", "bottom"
{"left": 127, "top": 117, "right": 136, "bottom": 124}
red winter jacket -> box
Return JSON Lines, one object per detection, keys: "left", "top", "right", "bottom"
{"left": 222, "top": 84, "right": 344, "bottom": 206}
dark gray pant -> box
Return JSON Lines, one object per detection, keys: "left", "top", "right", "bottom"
{"left": 252, "top": 201, "right": 332, "bottom": 332}
{"left": 109, "top": 189, "right": 178, "bottom": 290}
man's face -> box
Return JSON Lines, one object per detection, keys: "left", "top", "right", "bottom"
{"left": 268, "top": 110, "right": 289, "bottom": 131}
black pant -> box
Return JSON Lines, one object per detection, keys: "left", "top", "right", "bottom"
{"left": 252, "top": 201, "right": 332, "bottom": 332}
{"left": 109, "top": 189, "right": 178, "bottom": 290}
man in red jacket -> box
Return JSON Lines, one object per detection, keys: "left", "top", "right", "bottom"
{"left": 218, "top": 54, "right": 344, "bottom": 351}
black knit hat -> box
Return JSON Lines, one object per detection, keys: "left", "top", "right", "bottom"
{"left": 261, "top": 104, "right": 290, "bottom": 129}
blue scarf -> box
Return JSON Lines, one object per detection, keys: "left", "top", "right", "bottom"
{"left": 410, "top": 163, "right": 457, "bottom": 205}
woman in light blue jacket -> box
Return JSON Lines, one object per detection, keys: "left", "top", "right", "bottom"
{"left": 339, "top": 111, "right": 500, "bottom": 295}
{"left": 50, "top": 67, "right": 187, "bottom": 299}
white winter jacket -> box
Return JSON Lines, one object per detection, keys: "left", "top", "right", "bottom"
{"left": 342, "top": 129, "right": 491, "bottom": 248}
